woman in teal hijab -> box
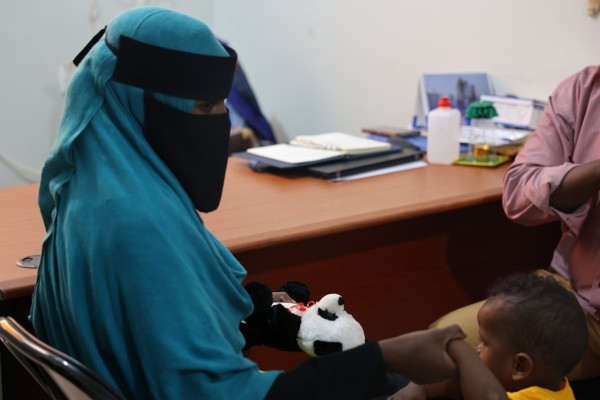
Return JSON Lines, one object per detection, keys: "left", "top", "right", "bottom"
{"left": 31, "top": 6, "right": 467, "bottom": 400}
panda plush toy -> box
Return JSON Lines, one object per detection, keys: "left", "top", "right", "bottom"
{"left": 296, "top": 293, "right": 365, "bottom": 356}
{"left": 240, "top": 281, "right": 365, "bottom": 357}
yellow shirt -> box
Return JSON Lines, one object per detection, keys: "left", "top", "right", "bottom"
{"left": 507, "top": 378, "right": 574, "bottom": 400}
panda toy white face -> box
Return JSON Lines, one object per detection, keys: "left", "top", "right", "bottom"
{"left": 296, "top": 294, "right": 366, "bottom": 357}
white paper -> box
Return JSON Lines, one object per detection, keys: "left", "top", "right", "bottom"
{"left": 460, "top": 126, "right": 530, "bottom": 146}
{"left": 329, "top": 160, "right": 428, "bottom": 182}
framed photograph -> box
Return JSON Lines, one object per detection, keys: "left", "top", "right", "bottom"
{"left": 413, "top": 72, "right": 492, "bottom": 129}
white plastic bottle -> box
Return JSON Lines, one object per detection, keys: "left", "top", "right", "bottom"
{"left": 426, "top": 95, "right": 461, "bottom": 164}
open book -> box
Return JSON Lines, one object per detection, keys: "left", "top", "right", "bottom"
{"left": 290, "top": 132, "right": 391, "bottom": 155}
{"left": 245, "top": 132, "right": 392, "bottom": 165}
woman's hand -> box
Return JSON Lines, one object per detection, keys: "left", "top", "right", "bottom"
{"left": 379, "top": 325, "right": 465, "bottom": 384}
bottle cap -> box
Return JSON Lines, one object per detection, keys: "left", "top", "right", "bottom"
{"left": 438, "top": 95, "right": 452, "bottom": 107}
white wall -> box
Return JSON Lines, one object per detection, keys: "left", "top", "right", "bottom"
{"left": 0, "top": 1, "right": 214, "bottom": 188}
{"left": 1, "top": 0, "right": 599, "bottom": 187}
{"left": 213, "top": 0, "right": 600, "bottom": 140}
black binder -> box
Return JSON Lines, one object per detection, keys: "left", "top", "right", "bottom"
{"left": 306, "top": 145, "right": 423, "bottom": 179}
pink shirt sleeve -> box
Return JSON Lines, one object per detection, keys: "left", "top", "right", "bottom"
{"left": 502, "top": 67, "right": 599, "bottom": 235}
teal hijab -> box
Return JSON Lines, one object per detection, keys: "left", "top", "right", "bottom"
{"left": 31, "top": 7, "right": 279, "bottom": 399}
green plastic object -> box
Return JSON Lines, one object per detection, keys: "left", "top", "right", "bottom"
{"left": 466, "top": 101, "right": 498, "bottom": 119}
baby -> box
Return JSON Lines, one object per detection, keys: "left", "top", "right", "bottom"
{"left": 390, "top": 271, "right": 588, "bottom": 399}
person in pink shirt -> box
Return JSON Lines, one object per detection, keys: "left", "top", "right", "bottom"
{"left": 431, "top": 65, "right": 600, "bottom": 382}
{"left": 503, "top": 65, "right": 600, "bottom": 380}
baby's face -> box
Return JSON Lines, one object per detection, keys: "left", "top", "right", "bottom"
{"left": 476, "top": 300, "right": 518, "bottom": 391}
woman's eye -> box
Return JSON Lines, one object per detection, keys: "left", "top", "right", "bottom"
{"left": 192, "top": 99, "right": 225, "bottom": 115}
{"left": 197, "top": 101, "right": 216, "bottom": 112}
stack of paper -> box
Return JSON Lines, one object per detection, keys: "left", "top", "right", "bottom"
{"left": 234, "top": 133, "right": 425, "bottom": 179}
{"left": 480, "top": 95, "right": 545, "bottom": 130}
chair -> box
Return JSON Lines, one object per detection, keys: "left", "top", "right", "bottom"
{"left": 0, "top": 316, "right": 125, "bottom": 400}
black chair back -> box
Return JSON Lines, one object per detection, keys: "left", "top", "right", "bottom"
{"left": 0, "top": 316, "right": 125, "bottom": 400}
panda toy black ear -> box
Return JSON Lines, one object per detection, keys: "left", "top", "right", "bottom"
{"left": 313, "top": 341, "right": 343, "bottom": 356}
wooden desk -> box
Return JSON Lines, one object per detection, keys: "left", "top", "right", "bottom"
{"left": 0, "top": 184, "right": 46, "bottom": 399}
{"left": 0, "top": 184, "right": 43, "bottom": 301}
{"left": 0, "top": 159, "right": 560, "bottom": 398}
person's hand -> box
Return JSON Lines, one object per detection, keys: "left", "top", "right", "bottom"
{"left": 378, "top": 324, "right": 465, "bottom": 384}
{"left": 387, "top": 381, "right": 427, "bottom": 400}
{"left": 272, "top": 291, "right": 296, "bottom": 303}
{"left": 549, "top": 159, "right": 600, "bottom": 212}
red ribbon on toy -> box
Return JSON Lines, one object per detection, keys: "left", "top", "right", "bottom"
{"left": 289, "top": 301, "right": 315, "bottom": 313}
